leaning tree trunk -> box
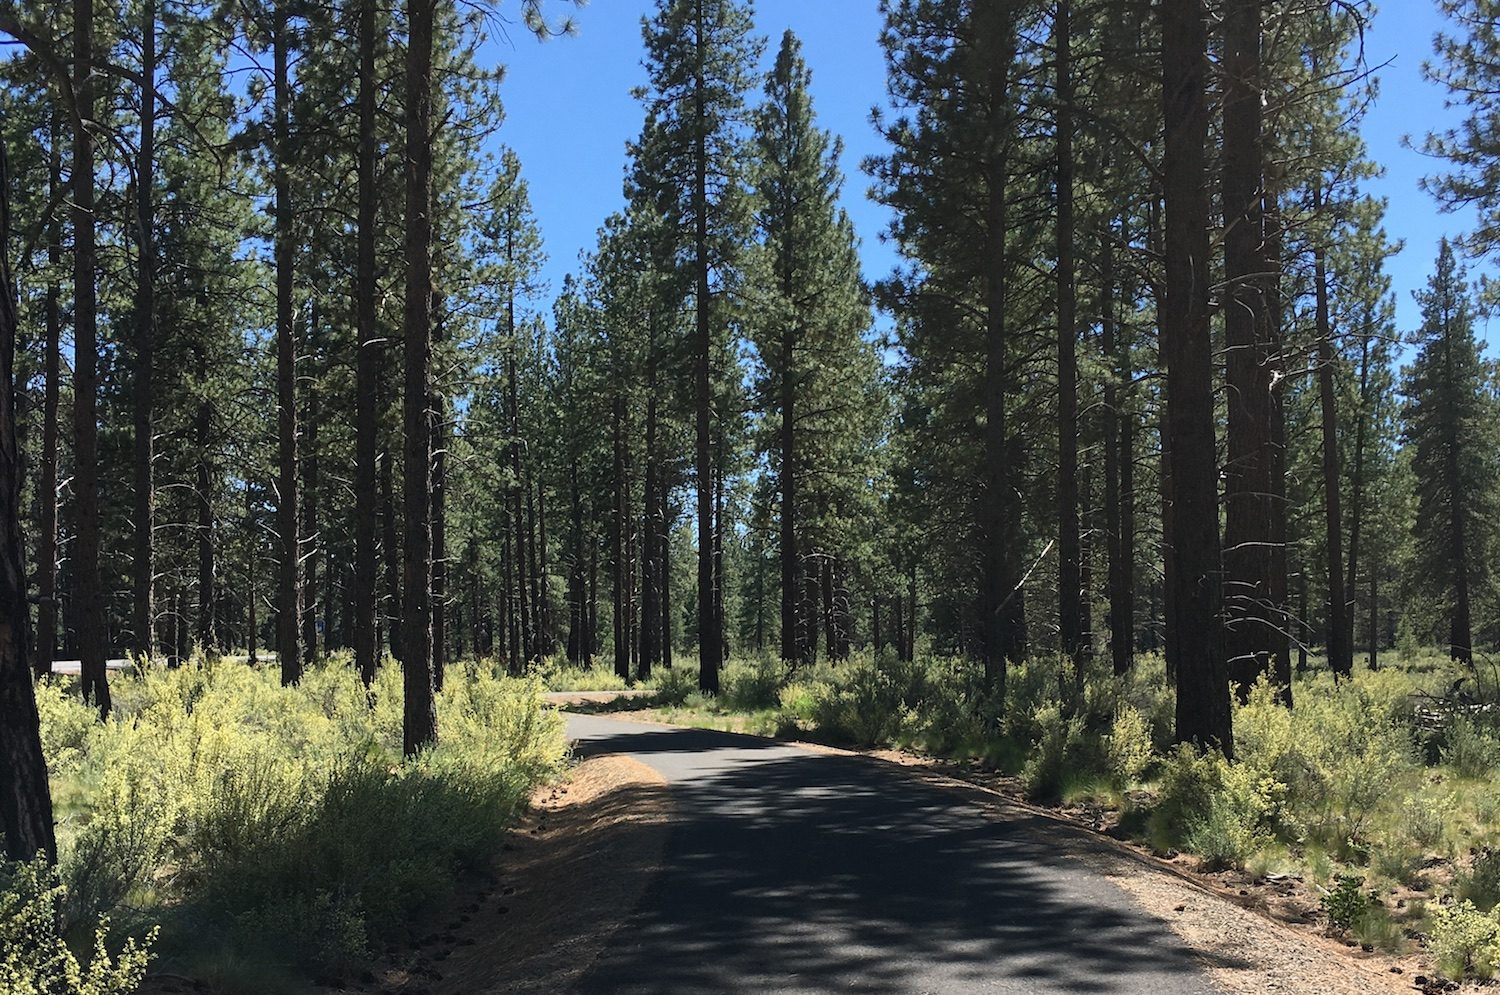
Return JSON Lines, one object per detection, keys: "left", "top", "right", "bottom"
{"left": 1162, "top": 0, "right": 1231, "bottom": 753}
{"left": 0, "top": 135, "right": 57, "bottom": 862}
{"left": 402, "top": 0, "right": 437, "bottom": 754}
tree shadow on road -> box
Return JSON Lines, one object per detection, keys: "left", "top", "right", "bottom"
{"left": 568, "top": 725, "right": 1220, "bottom": 995}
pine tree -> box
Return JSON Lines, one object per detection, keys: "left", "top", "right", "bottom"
{"left": 1402, "top": 240, "right": 1500, "bottom": 665}
{"left": 749, "top": 30, "right": 872, "bottom": 667}
{"left": 636, "top": 0, "right": 760, "bottom": 695}
{"left": 0, "top": 132, "right": 56, "bottom": 862}
{"left": 1161, "top": 0, "right": 1230, "bottom": 752}
{"left": 1421, "top": 0, "right": 1500, "bottom": 259}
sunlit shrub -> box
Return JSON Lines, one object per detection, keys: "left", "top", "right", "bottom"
{"left": 0, "top": 857, "right": 155, "bottom": 995}
{"left": 36, "top": 658, "right": 564, "bottom": 970}
{"left": 1441, "top": 716, "right": 1500, "bottom": 778}
{"left": 1429, "top": 900, "right": 1500, "bottom": 980}
{"left": 1105, "top": 706, "right": 1154, "bottom": 787}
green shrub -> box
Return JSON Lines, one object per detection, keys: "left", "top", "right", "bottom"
{"left": 0, "top": 857, "right": 155, "bottom": 995}
{"left": 1442, "top": 716, "right": 1500, "bottom": 779}
{"left": 1022, "top": 703, "right": 1098, "bottom": 802}
{"left": 1429, "top": 900, "right": 1500, "bottom": 980}
{"left": 811, "top": 657, "right": 932, "bottom": 746}
{"left": 654, "top": 667, "right": 697, "bottom": 707}
{"left": 1320, "top": 874, "right": 1371, "bottom": 934}
{"left": 37, "top": 659, "right": 564, "bottom": 973}
{"left": 536, "top": 658, "right": 630, "bottom": 692}
{"left": 1459, "top": 849, "right": 1500, "bottom": 913}
{"left": 722, "top": 658, "right": 787, "bottom": 712}
{"left": 1234, "top": 673, "right": 1417, "bottom": 853}
{"left": 1147, "top": 745, "right": 1223, "bottom": 852}
{"left": 1184, "top": 769, "right": 1272, "bottom": 872}
{"left": 1104, "top": 706, "right": 1154, "bottom": 787}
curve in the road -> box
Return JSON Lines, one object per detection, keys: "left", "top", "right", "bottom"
{"left": 565, "top": 713, "right": 1224, "bottom": 995}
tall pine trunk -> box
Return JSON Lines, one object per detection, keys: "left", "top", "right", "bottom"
{"left": 302, "top": 304, "right": 320, "bottom": 666}
{"left": 382, "top": 447, "right": 403, "bottom": 661}
{"left": 1162, "top": 0, "right": 1230, "bottom": 752}
{"left": 132, "top": 0, "right": 157, "bottom": 662}
{"left": 273, "top": 8, "right": 302, "bottom": 686}
{"left": 0, "top": 134, "right": 57, "bottom": 861}
{"left": 35, "top": 122, "right": 61, "bottom": 680}
{"left": 639, "top": 330, "right": 660, "bottom": 677}
{"left": 195, "top": 342, "right": 215, "bottom": 649}
{"left": 401, "top": 0, "right": 437, "bottom": 753}
{"left": 1312, "top": 181, "right": 1350, "bottom": 677}
{"left": 1101, "top": 221, "right": 1133, "bottom": 674}
{"left": 1347, "top": 327, "right": 1371, "bottom": 666}
{"left": 1054, "top": 0, "right": 1082, "bottom": 665}
{"left": 74, "top": 0, "right": 110, "bottom": 716}
{"left": 612, "top": 393, "right": 629, "bottom": 680}
{"left": 692, "top": 0, "right": 722, "bottom": 694}
{"left": 352, "top": 0, "right": 380, "bottom": 685}
{"left": 432, "top": 403, "right": 447, "bottom": 689}
{"left": 979, "top": 6, "right": 1022, "bottom": 700}
{"left": 1221, "top": 0, "right": 1275, "bottom": 696}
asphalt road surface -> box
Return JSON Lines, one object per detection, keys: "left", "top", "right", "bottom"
{"left": 565, "top": 714, "right": 1224, "bottom": 995}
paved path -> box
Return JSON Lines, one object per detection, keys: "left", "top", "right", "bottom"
{"left": 565, "top": 714, "right": 1223, "bottom": 995}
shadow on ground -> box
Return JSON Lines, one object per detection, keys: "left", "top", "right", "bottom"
{"left": 568, "top": 722, "right": 1219, "bottom": 995}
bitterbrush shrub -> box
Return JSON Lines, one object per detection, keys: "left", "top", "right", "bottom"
{"left": 1429, "top": 899, "right": 1500, "bottom": 980}
{"left": 0, "top": 857, "right": 155, "bottom": 995}
{"left": 39, "top": 657, "right": 565, "bottom": 970}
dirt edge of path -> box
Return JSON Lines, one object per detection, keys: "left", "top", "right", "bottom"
{"left": 422, "top": 754, "right": 673, "bottom": 995}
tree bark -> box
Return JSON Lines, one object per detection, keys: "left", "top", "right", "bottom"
{"left": 1264, "top": 184, "right": 1292, "bottom": 700}
{"left": 1348, "top": 323, "right": 1371, "bottom": 666}
{"left": 1221, "top": 0, "right": 1275, "bottom": 697}
{"left": 612, "top": 392, "right": 629, "bottom": 680}
{"left": 432, "top": 403, "right": 446, "bottom": 690}
{"left": 0, "top": 133, "right": 57, "bottom": 862}
{"left": 639, "top": 333, "right": 660, "bottom": 677}
{"left": 132, "top": 0, "right": 157, "bottom": 663}
{"left": 1101, "top": 221, "right": 1133, "bottom": 674}
{"left": 74, "top": 0, "right": 110, "bottom": 716}
{"left": 195, "top": 343, "right": 215, "bottom": 649}
{"left": 1054, "top": 0, "right": 1082, "bottom": 665}
{"left": 1312, "top": 183, "right": 1350, "bottom": 678}
{"left": 692, "top": 0, "right": 722, "bottom": 694}
{"left": 301, "top": 303, "right": 320, "bottom": 666}
{"left": 35, "top": 119, "right": 61, "bottom": 680}
{"left": 273, "top": 8, "right": 302, "bottom": 686}
{"left": 979, "top": 6, "right": 1023, "bottom": 700}
{"left": 401, "top": 0, "right": 437, "bottom": 753}
{"left": 382, "top": 447, "right": 403, "bottom": 662}
{"left": 352, "top": 0, "right": 380, "bottom": 685}
{"left": 1162, "top": 0, "right": 1231, "bottom": 752}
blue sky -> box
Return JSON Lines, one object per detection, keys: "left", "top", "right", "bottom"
{"left": 487, "top": 1, "right": 1486, "bottom": 342}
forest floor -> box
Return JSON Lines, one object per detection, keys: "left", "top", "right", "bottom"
{"left": 551, "top": 699, "right": 1458, "bottom": 995}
